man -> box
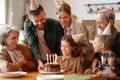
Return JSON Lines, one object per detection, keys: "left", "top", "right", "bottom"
{"left": 24, "top": 0, "right": 64, "bottom": 71}
{"left": 96, "top": 8, "right": 120, "bottom": 78}
{"left": 96, "top": 8, "right": 120, "bottom": 59}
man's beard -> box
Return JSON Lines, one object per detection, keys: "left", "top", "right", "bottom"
{"left": 97, "top": 28, "right": 103, "bottom": 35}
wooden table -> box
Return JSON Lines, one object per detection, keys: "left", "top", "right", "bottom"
{"left": 0, "top": 72, "right": 102, "bottom": 80}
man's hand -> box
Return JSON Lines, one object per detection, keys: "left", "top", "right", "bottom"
{"left": 37, "top": 59, "right": 44, "bottom": 71}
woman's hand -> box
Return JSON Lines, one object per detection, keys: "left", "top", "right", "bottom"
{"left": 92, "top": 67, "right": 99, "bottom": 73}
{"left": 15, "top": 50, "right": 26, "bottom": 64}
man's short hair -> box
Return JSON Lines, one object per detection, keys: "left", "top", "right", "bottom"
{"left": 28, "top": 5, "right": 44, "bottom": 16}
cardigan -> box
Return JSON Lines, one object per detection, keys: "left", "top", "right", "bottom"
{"left": 24, "top": 18, "right": 64, "bottom": 60}
{"left": 0, "top": 44, "right": 37, "bottom": 72}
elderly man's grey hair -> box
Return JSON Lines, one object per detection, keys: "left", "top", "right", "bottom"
{"left": 98, "top": 8, "right": 115, "bottom": 21}
{"left": 0, "top": 24, "right": 19, "bottom": 46}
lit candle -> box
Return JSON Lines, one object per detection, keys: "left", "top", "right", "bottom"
{"left": 55, "top": 54, "right": 57, "bottom": 63}
{"left": 50, "top": 54, "right": 51, "bottom": 63}
{"left": 53, "top": 54, "right": 54, "bottom": 63}
{"left": 47, "top": 54, "right": 48, "bottom": 63}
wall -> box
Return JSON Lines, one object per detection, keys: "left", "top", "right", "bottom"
{"left": 7, "top": 0, "right": 25, "bottom": 29}
{"left": 41, "top": 0, "right": 120, "bottom": 20}
{"left": 40, "top": 0, "right": 120, "bottom": 32}
{"left": 7, "top": 0, "right": 120, "bottom": 29}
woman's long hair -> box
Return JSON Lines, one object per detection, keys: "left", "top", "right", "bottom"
{"left": 61, "top": 35, "right": 81, "bottom": 58}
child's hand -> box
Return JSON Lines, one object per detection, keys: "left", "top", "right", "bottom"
{"left": 15, "top": 50, "right": 26, "bottom": 64}
{"left": 67, "top": 71, "right": 74, "bottom": 74}
{"left": 92, "top": 67, "right": 99, "bottom": 73}
{"left": 84, "top": 69, "right": 93, "bottom": 74}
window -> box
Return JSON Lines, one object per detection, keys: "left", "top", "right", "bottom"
{"left": 0, "top": 0, "right": 6, "bottom": 24}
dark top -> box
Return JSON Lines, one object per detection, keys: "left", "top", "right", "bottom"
{"left": 111, "top": 29, "right": 120, "bottom": 76}
{"left": 111, "top": 29, "right": 120, "bottom": 58}
{"left": 24, "top": 18, "right": 64, "bottom": 60}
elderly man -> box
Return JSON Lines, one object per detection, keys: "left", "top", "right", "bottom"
{"left": 95, "top": 8, "right": 120, "bottom": 79}
{"left": 24, "top": 0, "right": 64, "bottom": 71}
{"left": 96, "top": 8, "right": 120, "bottom": 59}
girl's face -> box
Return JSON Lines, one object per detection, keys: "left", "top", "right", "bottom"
{"left": 57, "top": 11, "right": 71, "bottom": 27}
{"left": 4, "top": 31, "right": 19, "bottom": 51}
{"left": 61, "top": 40, "right": 74, "bottom": 58}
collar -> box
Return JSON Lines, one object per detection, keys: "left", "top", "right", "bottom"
{"left": 61, "top": 56, "right": 74, "bottom": 62}
{"left": 102, "top": 50, "right": 113, "bottom": 57}
{"left": 64, "top": 19, "right": 75, "bottom": 35}
{"left": 61, "top": 56, "right": 66, "bottom": 62}
{"left": 69, "top": 20, "right": 75, "bottom": 32}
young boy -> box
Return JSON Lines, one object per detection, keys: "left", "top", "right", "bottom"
{"left": 92, "top": 35, "right": 120, "bottom": 79}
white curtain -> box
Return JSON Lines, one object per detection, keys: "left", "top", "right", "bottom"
{"left": 0, "top": 0, "right": 6, "bottom": 24}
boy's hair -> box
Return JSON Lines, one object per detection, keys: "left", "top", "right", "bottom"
{"left": 96, "top": 34, "right": 113, "bottom": 49}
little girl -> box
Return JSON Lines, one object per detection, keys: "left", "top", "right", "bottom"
{"left": 0, "top": 25, "right": 37, "bottom": 72}
{"left": 57, "top": 35, "right": 83, "bottom": 74}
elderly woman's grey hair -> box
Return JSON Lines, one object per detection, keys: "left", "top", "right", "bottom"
{"left": 0, "top": 24, "right": 19, "bottom": 46}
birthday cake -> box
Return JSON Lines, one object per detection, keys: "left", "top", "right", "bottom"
{"left": 44, "top": 54, "right": 60, "bottom": 72}
{"left": 44, "top": 63, "right": 60, "bottom": 72}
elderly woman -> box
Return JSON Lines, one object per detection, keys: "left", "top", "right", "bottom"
{"left": 0, "top": 25, "right": 37, "bottom": 72}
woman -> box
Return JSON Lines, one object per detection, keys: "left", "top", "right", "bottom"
{"left": 54, "top": 0, "right": 90, "bottom": 46}
{"left": 55, "top": 0, "right": 87, "bottom": 35}
{"left": 0, "top": 25, "right": 37, "bottom": 72}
